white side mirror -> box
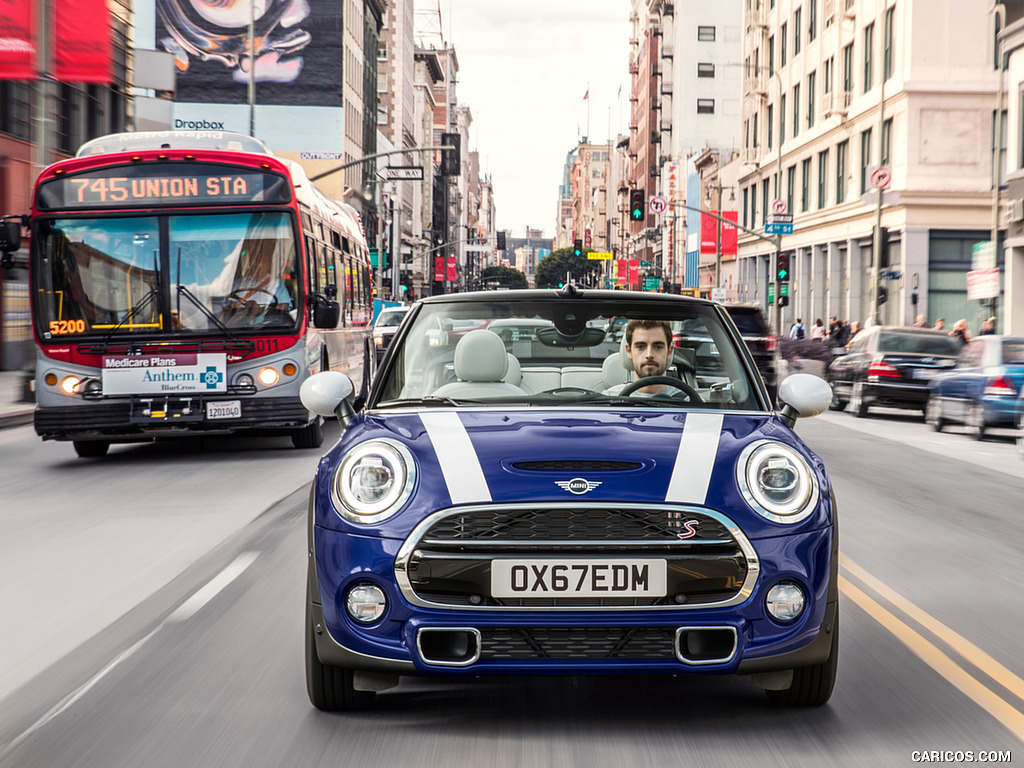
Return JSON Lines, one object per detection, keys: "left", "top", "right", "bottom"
{"left": 300, "top": 371, "right": 354, "bottom": 417}
{"left": 778, "top": 374, "right": 833, "bottom": 421}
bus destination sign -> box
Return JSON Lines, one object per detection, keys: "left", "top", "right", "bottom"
{"left": 37, "top": 163, "right": 291, "bottom": 210}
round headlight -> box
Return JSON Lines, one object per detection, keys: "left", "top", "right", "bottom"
{"left": 61, "top": 375, "right": 82, "bottom": 394}
{"left": 333, "top": 440, "right": 415, "bottom": 523}
{"left": 766, "top": 582, "right": 806, "bottom": 621}
{"left": 258, "top": 367, "right": 279, "bottom": 386}
{"left": 737, "top": 441, "right": 818, "bottom": 523}
{"left": 345, "top": 583, "right": 388, "bottom": 623}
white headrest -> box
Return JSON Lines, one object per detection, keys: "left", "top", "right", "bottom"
{"left": 454, "top": 329, "right": 509, "bottom": 382}
{"left": 503, "top": 353, "right": 522, "bottom": 385}
{"left": 603, "top": 350, "right": 632, "bottom": 388}
{"left": 620, "top": 334, "right": 633, "bottom": 370}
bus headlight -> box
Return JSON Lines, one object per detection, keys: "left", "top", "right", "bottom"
{"left": 737, "top": 441, "right": 818, "bottom": 524}
{"left": 61, "top": 375, "right": 82, "bottom": 394}
{"left": 332, "top": 440, "right": 415, "bottom": 524}
{"left": 258, "top": 367, "right": 279, "bottom": 386}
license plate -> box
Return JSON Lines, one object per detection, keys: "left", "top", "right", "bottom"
{"left": 913, "top": 369, "right": 935, "bottom": 380}
{"left": 206, "top": 400, "right": 241, "bottom": 419}
{"left": 491, "top": 559, "right": 667, "bottom": 598}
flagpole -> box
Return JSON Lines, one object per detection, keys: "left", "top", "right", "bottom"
{"left": 586, "top": 82, "right": 590, "bottom": 140}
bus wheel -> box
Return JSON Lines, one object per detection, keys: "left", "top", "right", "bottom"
{"left": 292, "top": 417, "right": 324, "bottom": 449}
{"left": 73, "top": 440, "right": 110, "bottom": 458}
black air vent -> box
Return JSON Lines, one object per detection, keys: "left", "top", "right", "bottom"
{"left": 512, "top": 460, "right": 642, "bottom": 472}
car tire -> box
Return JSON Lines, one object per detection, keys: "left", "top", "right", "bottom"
{"left": 926, "top": 398, "right": 945, "bottom": 432}
{"left": 965, "top": 402, "right": 986, "bottom": 441}
{"left": 850, "top": 381, "right": 869, "bottom": 418}
{"left": 305, "top": 603, "right": 375, "bottom": 712}
{"left": 292, "top": 416, "right": 324, "bottom": 449}
{"left": 766, "top": 614, "right": 839, "bottom": 707}
{"left": 73, "top": 440, "right": 110, "bottom": 458}
{"left": 828, "top": 381, "right": 847, "bottom": 411}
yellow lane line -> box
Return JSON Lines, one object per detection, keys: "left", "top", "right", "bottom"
{"left": 839, "top": 575, "right": 1024, "bottom": 743}
{"left": 842, "top": 557, "right": 1024, "bottom": 703}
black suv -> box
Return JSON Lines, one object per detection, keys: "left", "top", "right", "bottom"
{"left": 722, "top": 304, "right": 780, "bottom": 405}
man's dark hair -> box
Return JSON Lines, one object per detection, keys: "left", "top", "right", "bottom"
{"left": 625, "top": 319, "right": 672, "bottom": 346}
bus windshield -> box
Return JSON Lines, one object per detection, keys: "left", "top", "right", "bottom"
{"left": 35, "top": 212, "right": 300, "bottom": 340}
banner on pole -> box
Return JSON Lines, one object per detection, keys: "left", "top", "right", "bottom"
{"left": 55, "top": 0, "right": 113, "bottom": 83}
{"left": 0, "top": 0, "right": 36, "bottom": 80}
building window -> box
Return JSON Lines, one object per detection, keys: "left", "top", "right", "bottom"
{"left": 836, "top": 139, "right": 848, "bottom": 204}
{"left": 378, "top": 41, "right": 387, "bottom": 60}
{"left": 769, "top": 35, "right": 775, "bottom": 76}
{"left": 697, "top": 98, "right": 715, "bottom": 114}
{"left": 753, "top": 112, "right": 759, "bottom": 148}
{"left": 863, "top": 22, "right": 874, "bottom": 92}
{"left": 768, "top": 104, "right": 774, "bottom": 149}
{"left": 860, "top": 128, "right": 872, "bottom": 194}
{"left": 792, "top": 84, "right": 800, "bottom": 137}
{"left": 698, "top": 62, "right": 715, "bottom": 78}
{"left": 698, "top": 25, "right": 716, "bottom": 41}
{"left": 794, "top": 8, "right": 802, "bottom": 55}
{"left": 817, "top": 149, "right": 829, "bottom": 208}
{"left": 807, "top": 71, "right": 816, "bottom": 128}
{"left": 824, "top": 56, "right": 833, "bottom": 95}
{"left": 780, "top": 93, "right": 786, "bottom": 143}
{"left": 808, "top": 0, "right": 817, "bottom": 43}
{"left": 842, "top": 42, "right": 854, "bottom": 93}
{"left": 881, "top": 117, "right": 893, "bottom": 166}
{"left": 786, "top": 165, "right": 796, "bottom": 213}
{"left": 378, "top": 71, "right": 388, "bottom": 93}
{"left": 743, "top": 187, "right": 749, "bottom": 229}
{"left": 801, "top": 158, "right": 811, "bottom": 212}
{"left": 781, "top": 22, "right": 788, "bottom": 65}
{"left": 883, "top": 6, "right": 894, "bottom": 80}
{"left": 762, "top": 179, "right": 770, "bottom": 226}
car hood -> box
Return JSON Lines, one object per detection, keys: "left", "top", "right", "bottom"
{"left": 315, "top": 409, "right": 830, "bottom": 539}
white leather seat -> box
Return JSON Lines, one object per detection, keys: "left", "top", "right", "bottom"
{"left": 434, "top": 330, "right": 526, "bottom": 398}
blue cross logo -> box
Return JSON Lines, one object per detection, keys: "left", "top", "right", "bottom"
{"left": 202, "top": 366, "right": 224, "bottom": 390}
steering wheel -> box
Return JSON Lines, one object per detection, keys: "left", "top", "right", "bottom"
{"left": 619, "top": 376, "right": 702, "bottom": 402}
{"left": 227, "top": 287, "right": 277, "bottom": 304}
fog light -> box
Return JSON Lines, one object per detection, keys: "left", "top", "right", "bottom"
{"left": 345, "top": 583, "right": 387, "bottom": 623}
{"left": 258, "top": 367, "right": 279, "bottom": 386}
{"left": 766, "top": 582, "right": 805, "bottom": 622}
{"left": 83, "top": 379, "right": 102, "bottom": 395}
{"left": 283, "top": 363, "right": 297, "bottom": 377}
{"left": 235, "top": 373, "right": 255, "bottom": 389}
{"left": 45, "top": 372, "right": 58, "bottom": 387}
{"left": 60, "top": 375, "right": 81, "bottom": 394}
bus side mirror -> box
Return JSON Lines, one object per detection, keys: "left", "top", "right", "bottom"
{"left": 312, "top": 294, "right": 340, "bottom": 329}
{"left": 0, "top": 220, "right": 21, "bottom": 263}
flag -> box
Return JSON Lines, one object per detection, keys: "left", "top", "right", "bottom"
{"left": 0, "top": 0, "right": 36, "bottom": 80}
{"left": 583, "top": 89, "right": 589, "bottom": 100}
{"left": 55, "top": 0, "right": 112, "bottom": 83}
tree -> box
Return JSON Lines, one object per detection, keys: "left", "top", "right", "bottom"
{"left": 479, "top": 265, "right": 528, "bottom": 290}
{"left": 534, "top": 247, "right": 602, "bottom": 289}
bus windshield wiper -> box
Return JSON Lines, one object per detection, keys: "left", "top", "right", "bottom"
{"left": 175, "top": 284, "right": 240, "bottom": 340}
{"left": 94, "top": 287, "right": 160, "bottom": 351}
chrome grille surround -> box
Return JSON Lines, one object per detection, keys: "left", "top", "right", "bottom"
{"left": 394, "top": 503, "right": 760, "bottom": 612}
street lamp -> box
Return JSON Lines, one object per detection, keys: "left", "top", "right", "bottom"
{"left": 704, "top": 181, "right": 736, "bottom": 293}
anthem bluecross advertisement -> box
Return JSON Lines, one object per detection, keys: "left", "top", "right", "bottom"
{"left": 155, "top": 0, "right": 342, "bottom": 107}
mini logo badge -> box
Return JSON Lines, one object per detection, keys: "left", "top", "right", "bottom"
{"left": 555, "top": 477, "right": 602, "bottom": 495}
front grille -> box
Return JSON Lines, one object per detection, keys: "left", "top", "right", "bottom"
{"left": 396, "top": 504, "right": 756, "bottom": 611}
{"left": 511, "top": 460, "right": 643, "bottom": 472}
{"left": 480, "top": 626, "right": 677, "bottom": 660}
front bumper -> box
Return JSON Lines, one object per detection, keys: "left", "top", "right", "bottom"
{"left": 309, "top": 521, "right": 836, "bottom": 677}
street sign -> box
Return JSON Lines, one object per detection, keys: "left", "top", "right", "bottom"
{"left": 768, "top": 283, "right": 775, "bottom": 303}
{"left": 711, "top": 287, "right": 726, "bottom": 303}
{"left": 966, "top": 268, "right": 1000, "bottom": 300}
{"left": 972, "top": 241, "right": 996, "bottom": 271}
{"left": 870, "top": 165, "right": 892, "bottom": 190}
{"left": 649, "top": 195, "right": 668, "bottom": 215}
{"left": 587, "top": 251, "right": 613, "bottom": 260}
{"left": 379, "top": 165, "right": 424, "bottom": 180}
{"left": 881, "top": 270, "right": 902, "bottom": 280}
{"left": 643, "top": 276, "right": 661, "bottom": 291}
{"left": 639, "top": 260, "right": 653, "bottom": 267}
{"left": 771, "top": 199, "right": 787, "bottom": 215}
{"left": 765, "top": 213, "right": 793, "bottom": 235}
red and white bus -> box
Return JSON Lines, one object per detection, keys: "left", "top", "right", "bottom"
{"left": 0, "top": 131, "right": 374, "bottom": 457}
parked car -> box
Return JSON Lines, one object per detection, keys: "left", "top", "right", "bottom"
{"left": 826, "top": 326, "right": 961, "bottom": 418}
{"left": 927, "top": 335, "right": 1024, "bottom": 439}
{"left": 372, "top": 306, "right": 411, "bottom": 362}
{"left": 299, "top": 288, "right": 838, "bottom": 711}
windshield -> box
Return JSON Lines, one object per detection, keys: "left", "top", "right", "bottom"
{"left": 375, "top": 310, "right": 408, "bottom": 328}
{"left": 373, "top": 297, "right": 762, "bottom": 411}
{"left": 34, "top": 212, "right": 299, "bottom": 340}
{"left": 877, "top": 331, "right": 962, "bottom": 355}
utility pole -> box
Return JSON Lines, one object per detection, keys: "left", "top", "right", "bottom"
{"left": 992, "top": 3, "right": 1007, "bottom": 325}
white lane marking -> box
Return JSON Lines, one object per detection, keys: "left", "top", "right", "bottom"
{"left": 665, "top": 412, "right": 724, "bottom": 504}
{"left": 420, "top": 412, "right": 491, "bottom": 504}
{"left": 167, "top": 551, "right": 260, "bottom": 622}
{"left": 1, "top": 551, "right": 260, "bottom": 759}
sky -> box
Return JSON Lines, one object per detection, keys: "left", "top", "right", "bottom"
{"left": 432, "top": 1, "right": 633, "bottom": 239}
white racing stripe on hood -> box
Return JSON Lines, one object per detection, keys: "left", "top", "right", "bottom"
{"left": 665, "top": 412, "right": 725, "bottom": 504}
{"left": 420, "top": 412, "right": 492, "bottom": 503}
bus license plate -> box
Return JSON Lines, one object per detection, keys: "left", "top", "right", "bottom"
{"left": 491, "top": 559, "right": 666, "bottom": 598}
{"left": 207, "top": 400, "right": 241, "bottom": 420}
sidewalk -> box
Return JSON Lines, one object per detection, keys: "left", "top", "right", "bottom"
{"left": 0, "top": 370, "right": 35, "bottom": 430}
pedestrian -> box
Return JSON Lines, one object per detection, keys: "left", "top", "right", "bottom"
{"left": 979, "top": 316, "right": 996, "bottom": 335}
{"left": 847, "top": 320, "right": 861, "bottom": 343}
{"left": 810, "top": 318, "right": 826, "bottom": 341}
{"left": 863, "top": 314, "right": 877, "bottom": 328}
{"left": 830, "top": 319, "right": 850, "bottom": 348}
{"left": 948, "top": 318, "right": 971, "bottom": 345}
{"left": 912, "top": 313, "right": 928, "bottom": 328}
{"left": 828, "top": 316, "right": 840, "bottom": 337}
{"left": 933, "top": 318, "right": 945, "bottom": 332}
{"left": 789, "top": 317, "right": 806, "bottom": 339}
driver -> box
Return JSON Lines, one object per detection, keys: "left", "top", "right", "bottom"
{"left": 619, "top": 319, "right": 683, "bottom": 397}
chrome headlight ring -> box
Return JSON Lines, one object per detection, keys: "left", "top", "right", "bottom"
{"left": 736, "top": 440, "right": 819, "bottom": 524}
{"left": 331, "top": 439, "right": 416, "bottom": 524}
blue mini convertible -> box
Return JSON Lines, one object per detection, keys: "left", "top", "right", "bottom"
{"left": 300, "top": 289, "right": 837, "bottom": 710}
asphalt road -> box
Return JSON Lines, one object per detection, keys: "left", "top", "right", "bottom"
{"left": 1, "top": 409, "right": 1022, "bottom": 767}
